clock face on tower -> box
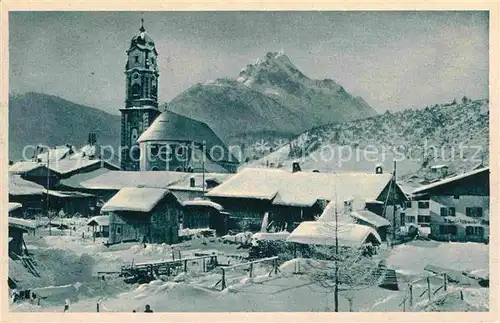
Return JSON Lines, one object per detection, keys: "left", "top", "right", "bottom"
{"left": 131, "top": 128, "right": 138, "bottom": 144}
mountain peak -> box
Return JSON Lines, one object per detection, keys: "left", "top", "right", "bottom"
{"left": 237, "top": 51, "right": 305, "bottom": 87}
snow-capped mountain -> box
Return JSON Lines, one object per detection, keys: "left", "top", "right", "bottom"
{"left": 166, "top": 52, "right": 377, "bottom": 144}
{"left": 248, "top": 98, "right": 489, "bottom": 180}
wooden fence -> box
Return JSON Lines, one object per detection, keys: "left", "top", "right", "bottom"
{"left": 214, "top": 256, "right": 280, "bottom": 290}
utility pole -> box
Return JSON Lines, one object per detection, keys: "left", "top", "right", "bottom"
{"left": 334, "top": 200, "right": 339, "bottom": 312}
{"left": 45, "top": 147, "right": 52, "bottom": 236}
{"left": 202, "top": 141, "right": 206, "bottom": 198}
{"left": 392, "top": 160, "right": 397, "bottom": 242}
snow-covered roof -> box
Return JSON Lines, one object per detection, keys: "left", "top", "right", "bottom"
{"left": 101, "top": 187, "right": 169, "bottom": 213}
{"left": 47, "top": 190, "right": 95, "bottom": 198}
{"left": 412, "top": 167, "right": 489, "bottom": 195}
{"left": 81, "top": 171, "right": 188, "bottom": 190}
{"left": 87, "top": 215, "right": 109, "bottom": 227}
{"left": 206, "top": 168, "right": 281, "bottom": 200}
{"left": 317, "top": 201, "right": 356, "bottom": 222}
{"left": 8, "top": 202, "right": 23, "bottom": 213}
{"left": 182, "top": 200, "right": 224, "bottom": 211}
{"left": 37, "top": 145, "right": 73, "bottom": 162}
{"left": 206, "top": 168, "right": 392, "bottom": 208}
{"left": 430, "top": 164, "right": 449, "bottom": 169}
{"left": 8, "top": 175, "right": 45, "bottom": 196}
{"left": 48, "top": 158, "right": 102, "bottom": 175}
{"left": 9, "top": 161, "right": 46, "bottom": 174}
{"left": 350, "top": 210, "right": 390, "bottom": 228}
{"left": 251, "top": 231, "right": 290, "bottom": 241}
{"left": 137, "top": 110, "right": 239, "bottom": 164}
{"left": 287, "top": 221, "right": 382, "bottom": 247}
{"left": 58, "top": 168, "right": 112, "bottom": 190}
{"left": 167, "top": 173, "right": 234, "bottom": 192}
{"left": 8, "top": 217, "right": 36, "bottom": 231}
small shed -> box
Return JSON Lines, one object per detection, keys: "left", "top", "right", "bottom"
{"left": 87, "top": 215, "right": 110, "bottom": 238}
{"left": 287, "top": 221, "right": 382, "bottom": 248}
{"left": 181, "top": 199, "right": 228, "bottom": 236}
{"left": 101, "top": 187, "right": 180, "bottom": 245}
{"left": 9, "top": 217, "right": 36, "bottom": 256}
{"left": 350, "top": 210, "right": 391, "bottom": 241}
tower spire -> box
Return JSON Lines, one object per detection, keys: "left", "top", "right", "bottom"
{"left": 140, "top": 18, "right": 145, "bottom": 32}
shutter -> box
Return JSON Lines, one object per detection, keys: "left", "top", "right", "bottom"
{"left": 440, "top": 207, "right": 447, "bottom": 217}
{"left": 450, "top": 207, "right": 456, "bottom": 217}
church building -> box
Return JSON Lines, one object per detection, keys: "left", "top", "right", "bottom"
{"left": 120, "top": 21, "right": 239, "bottom": 173}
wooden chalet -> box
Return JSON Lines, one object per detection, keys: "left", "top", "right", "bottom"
{"left": 410, "top": 167, "right": 489, "bottom": 243}
{"left": 101, "top": 187, "right": 180, "bottom": 245}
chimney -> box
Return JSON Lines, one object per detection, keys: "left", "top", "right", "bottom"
{"left": 292, "top": 161, "right": 301, "bottom": 173}
{"left": 190, "top": 177, "right": 196, "bottom": 188}
{"left": 343, "top": 199, "right": 353, "bottom": 214}
{"left": 375, "top": 164, "right": 383, "bottom": 174}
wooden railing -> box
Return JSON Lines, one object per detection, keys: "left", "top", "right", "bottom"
{"left": 213, "top": 256, "right": 280, "bottom": 290}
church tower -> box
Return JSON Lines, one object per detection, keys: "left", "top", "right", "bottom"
{"left": 120, "top": 19, "right": 160, "bottom": 171}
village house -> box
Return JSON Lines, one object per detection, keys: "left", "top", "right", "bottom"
{"left": 409, "top": 167, "right": 489, "bottom": 243}
{"left": 181, "top": 199, "right": 228, "bottom": 236}
{"left": 9, "top": 175, "right": 46, "bottom": 217}
{"left": 87, "top": 215, "right": 110, "bottom": 239}
{"left": 8, "top": 211, "right": 36, "bottom": 256}
{"left": 61, "top": 170, "right": 232, "bottom": 214}
{"left": 9, "top": 141, "right": 119, "bottom": 189}
{"left": 205, "top": 167, "right": 395, "bottom": 232}
{"left": 101, "top": 187, "right": 180, "bottom": 245}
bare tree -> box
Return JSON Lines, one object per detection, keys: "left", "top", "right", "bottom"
{"left": 301, "top": 214, "right": 381, "bottom": 312}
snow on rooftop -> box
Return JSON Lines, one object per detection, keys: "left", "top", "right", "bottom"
{"left": 9, "top": 217, "right": 36, "bottom": 230}
{"left": 58, "top": 168, "right": 111, "bottom": 190}
{"left": 318, "top": 201, "right": 356, "bottom": 222}
{"left": 9, "top": 161, "right": 45, "bottom": 174}
{"left": 47, "top": 190, "right": 95, "bottom": 198}
{"left": 101, "top": 187, "right": 169, "bottom": 213}
{"left": 87, "top": 215, "right": 110, "bottom": 227}
{"left": 206, "top": 168, "right": 392, "bottom": 208}
{"left": 430, "top": 164, "right": 449, "bottom": 169}
{"left": 8, "top": 202, "right": 23, "bottom": 213}
{"left": 412, "top": 167, "right": 489, "bottom": 195}
{"left": 251, "top": 231, "right": 290, "bottom": 242}
{"left": 182, "top": 200, "right": 224, "bottom": 211}
{"left": 287, "top": 221, "right": 382, "bottom": 247}
{"left": 37, "top": 145, "right": 73, "bottom": 162}
{"left": 48, "top": 158, "right": 102, "bottom": 175}
{"left": 8, "top": 175, "right": 45, "bottom": 196}
{"left": 81, "top": 171, "right": 189, "bottom": 190}
{"left": 168, "top": 173, "right": 234, "bottom": 191}
{"left": 350, "top": 210, "right": 391, "bottom": 228}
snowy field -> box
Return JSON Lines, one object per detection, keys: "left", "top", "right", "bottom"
{"left": 10, "top": 217, "right": 489, "bottom": 312}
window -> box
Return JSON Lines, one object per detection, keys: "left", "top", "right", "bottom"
{"left": 116, "top": 226, "right": 121, "bottom": 234}
{"left": 134, "top": 55, "right": 139, "bottom": 63}
{"left": 466, "top": 226, "right": 484, "bottom": 236}
{"left": 149, "top": 144, "right": 159, "bottom": 157}
{"left": 440, "top": 207, "right": 456, "bottom": 217}
{"left": 439, "top": 225, "right": 457, "bottom": 235}
{"left": 405, "top": 201, "right": 412, "bottom": 208}
{"left": 466, "top": 207, "right": 483, "bottom": 218}
{"left": 406, "top": 216, "right": 416, "bottom": 223}
{"left": 454, "top": 195, "right": 460, "bottom": 200}
{"left": 400, "top": 213, "right": 406, "bottom": 226}
{"left": 418, "top": 201, "right": 429, "bottom": 209}
{"left": 418, "top": 215, "right": 431, "bottom": 224}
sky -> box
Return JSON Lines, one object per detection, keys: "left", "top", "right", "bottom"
{"left": 9, "top": 11, "right": 489, "bottom": 115}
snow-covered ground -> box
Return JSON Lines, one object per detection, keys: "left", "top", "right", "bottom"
{"left": 11, "top": 218, "right": 489, "bottom": 312}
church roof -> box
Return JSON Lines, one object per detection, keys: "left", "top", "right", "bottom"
{"left": 128, "top": 20, "right": 157, "bottom": 54}
{"left": 138, "top": 110, "right": 239, "bottom": 165}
